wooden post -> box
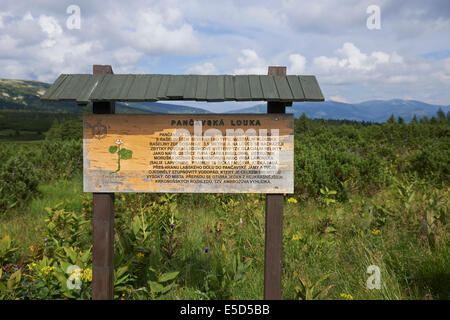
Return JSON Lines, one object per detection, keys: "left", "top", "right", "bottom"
{"left": 92, "top": 65, "right": 115, "bottom": 300}
{"left": 264, "top": 66, "right": 286, "bottom": 300}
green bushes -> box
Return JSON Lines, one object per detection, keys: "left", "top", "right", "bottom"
{"left": 0, "top": 153, "right": 40, "bottom": 211}
{"left": 0, "top": 140, "right": 82, "bottom": 213}
{"left": 293, "top": 115, "right": 449, "bottom": 200}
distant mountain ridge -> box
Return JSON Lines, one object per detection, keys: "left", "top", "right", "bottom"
{"left": 1, "top": 78, "right": 448, "bottom": 122}
{"left": 228, "top": 99, "right": 450, "bottom": 122}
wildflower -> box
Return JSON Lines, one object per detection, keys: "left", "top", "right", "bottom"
{"left": 41, "top": 266, "right": 56, "bottom": 275}
{"left": 287, "top": 198, "right": 298, "bottom": 204}
{"left": 340, "top": 293, "right": 354, "bottom": 300}
{"left": 291, "top": 233, "right": 303, "bottom": 241}
{"left": 204, "top": 247, "right": 209, "bottom": 253}
{"left": 169, "top": 223, "right": 175, "bottom": 228}
{"left": 27, "top": 262, "right": 37, "bottom": 271}
{"left": 136, "top": 252, "right": 145, "bottom": 259}
{"left": 44, "top": 238, "right": 48, "bottom": 243}
{"left": 372, "top": 229, "right": 380, "bottom": 236}
{"left": 81, "top": 268, "right": 92, "bottom": 282}
{"left": 239, "top": 218, "right": 243, "bottom": 225}
{"left": 115, "top": 139, "right": 123, "bottom": 145}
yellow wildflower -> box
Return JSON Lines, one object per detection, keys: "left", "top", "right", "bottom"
{"left": 291, "top": 232, "right": 303, "bottom": 241}
{"left": 340, "top": 293, "right": 354, "bottom": 300}
{"left": 136, "top": 252, "right": 145, "bottom": 259}
{"left": 287, "top": 198, "right": 298, "bottom": 204}
{"left": 372, "top": 229, "right": 380, "bottom": 236}
{"left": 27, "top": 262, "right": 37, "bottom": 271}
{"left": 81, "top": 268, "right": 92, "bottom": 282}
{"left": 41, "top": 265, "right": 56, "bottom": 275}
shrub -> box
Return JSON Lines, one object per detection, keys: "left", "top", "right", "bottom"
{"left": 0, "top": 153, "right": 40, "bottom": 211}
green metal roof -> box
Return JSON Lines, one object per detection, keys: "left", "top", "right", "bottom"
{"left": 41, "top": 74, "right": 324, "bottom": 104}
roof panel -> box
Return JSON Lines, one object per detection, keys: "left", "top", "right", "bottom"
{"left": 166, "top": 75, "right": 186, "bottom": 99}
{"left": 260, "top": 75, "right": 279, "bottom": 101}
{"left": 286, "top": 75, "right": 305, "bottom": 101}
{"left": 59, "top": 75, "right": 89, "bottom": 100}
{"left": 90, "top": 74, "right": 113, "bottom": 100}
{"left": 41, "top": 74, "right": 68, "bottom": 100}
{"left": 146, "top": 75, "right": 162, "bottom": 100}
{"left": 248, "top": 75, "right": 263, "bottom": 100}
{"left": 206, "top": 75, "right": 224, "bottom": 101}
{"left": 299, "top": 76, "right": 324, "bottom": 101}
{"left": 195, "top": 75, "right": 208, "bottom": 100}
{"left": 156, "top": 75, "right": 170, "bottom": 100}
{"left": 274, "top": 76, "right": 293, "bottom": 101}
{"left": 224, "top": 75, "right": 235, "bottom": 101}
{"left": 117, "top": 75, "right": 136, "bottom": 100}
{"left": 40, "top": 74, "right": 324, "bottom": 103}
{"left": 126, "top": 75, "right": 151, "bottom": 101}
{"left": 183, "top": 75, "right": 198, "bottom": 100}
{"left": 234, "top": 75, "right": 251, "bottom": 101}
{"left": 77, "top": 74, "right": 106, "bottom": 103}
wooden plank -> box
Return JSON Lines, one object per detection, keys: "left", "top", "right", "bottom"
{"left": 260, "top": 76, "right": 279, "bottom": 101}
{"left": 146, "top": 75, "right": 163, "bottom": 101}
{"left": 234, "top": 75, "right": 251, "bottom": 101}
{"left": 116, "top": 75, "right": 136, "bottom": 101}
{"left": 183, "top": 75, "right": 198, "bottom": 100}
{"left": 264, "top": 65, "right": 286, "bottom": 301}
{"left": 83, "top": 114, "right": 294, "bottom": 193}
{"left": 41, "top": 74, "right": 69, "bottom": 100}
{"left": 126, "top": 75, "right": 152, "bottom": 101}
{"left": 224, "top": 75, "right": 235, "bottom": 100}
{"left": 264, "top": 194, "right": 284, "bottom": 299}
{"left": 100, "top": 74, "right": 131, "bottom": 100}
{"left": 206, "top": 75, "right": 225, "bottom": 101}
{"left": 92, "top": 193, "right": 115, "bottom": 300}
{"left": 166, "top": 75, "right": 186, "bottom": 99}
{"left": 58, "top": 75, "right": 87, "bottom": 100}
{"left": 90, "top": 74, "right": 114, "bottom": 100}
{"left": 156, "top": 75, "right": 171, "bottom": 100}
{"left": 77, "top": 74, "right": 106, "bottom": 103}
{"left": 286, "top": 75, "right": 305, "bottom": 101}
{"left": 299, "top": 75, "right": 325, "bottom": 101}
{"left": 248, "top": 75, "right": 263, "bottom": 100}
{"left": 195, "top": 75, "right": 208, "bottom": 100}
{"left": 92, "top": 64, "right": 115, "bottom": 301}
{"left": 274, "top": 76, "right": 293, "bottom": 101}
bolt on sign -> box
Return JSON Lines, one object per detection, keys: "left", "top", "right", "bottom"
{"left": 83, "top": 114, "right": 294, "bottom": 193}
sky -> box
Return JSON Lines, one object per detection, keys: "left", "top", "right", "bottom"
{"left": 0, "top": 0, "right": 449, "bottom": 111}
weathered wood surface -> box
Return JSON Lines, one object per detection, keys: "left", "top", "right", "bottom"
{"left": 91, "top": 64, "right": 115, "bottom": 301}
{"left": 83, "top": 114, "right": 294, "bottom": 193}
{"left": 41, "top": 74, "right": 325, "bottom": 103}
{"left": 264, "top": 65, "right": 287, "bottom": 300}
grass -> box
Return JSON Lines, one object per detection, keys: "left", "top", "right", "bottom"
{"left": 1, "top": 174, "right": 448, "bottom": 300}
{"left": 0, "top": 174, "right": 83, "bottom": 256}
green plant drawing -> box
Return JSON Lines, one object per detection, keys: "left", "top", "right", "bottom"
{"left": 109, "top": 139, "right": 133, "bottom": 173}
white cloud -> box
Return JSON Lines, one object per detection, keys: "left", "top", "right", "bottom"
{"left": 0, "top": 1, "right": 449, "bottom": 104}
{"left": 38, "top": 15, "right": 62, "bottom": 38}
{"left": 329, "top": 95, "right": 348, "bottom": 103}
{"left": 186, "top": 62, "right": 218, "bottom": 75}
{"left": 289, "top": 54, "right": 306, "bottom": 74}
{"left": 233, "top": 49, "right": 266, "bottom": 74}
{"left": 312, "top": 42, "right": 404, "bottom": 82}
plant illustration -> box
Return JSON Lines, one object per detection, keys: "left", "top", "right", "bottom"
{"left": 109, "top": 139, "right": 133, "bottom": 173}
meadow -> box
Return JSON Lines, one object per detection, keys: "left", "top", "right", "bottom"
{"left": 0, "top": 112, "right": 448, "bottom": 300}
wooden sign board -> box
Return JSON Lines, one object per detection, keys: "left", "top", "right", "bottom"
{"left": 83, "top": 114, "right": 294, "bottom": 193}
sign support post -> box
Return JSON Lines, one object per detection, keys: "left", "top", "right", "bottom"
{"left": 92, "top": 65, "right": 115, "bottom": 300}
{"left": 264, "top": 66, "right": 286, "bottom": 300}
